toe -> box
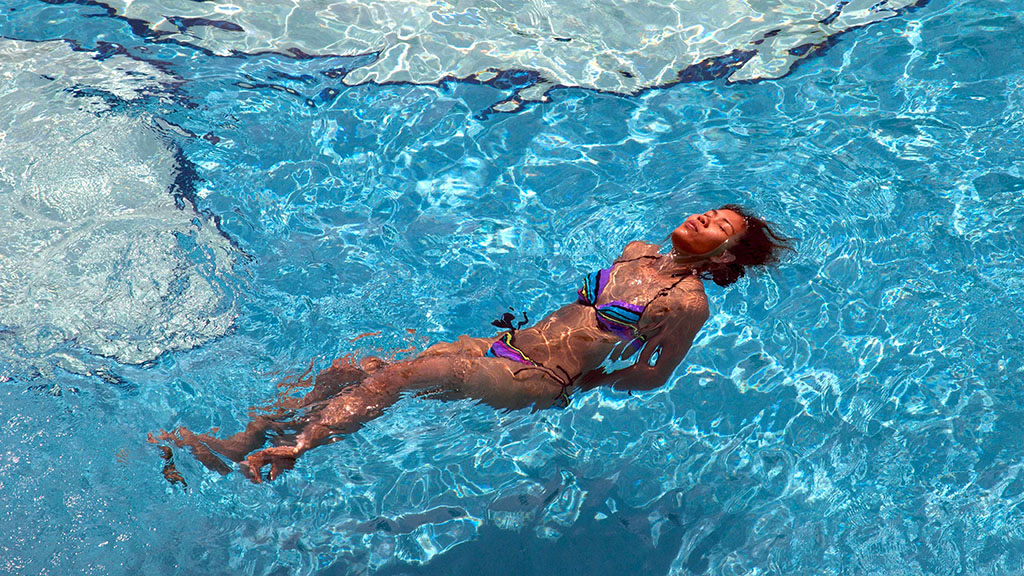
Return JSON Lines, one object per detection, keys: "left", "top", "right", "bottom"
{"left": 246, "top": 458, "right": 264, "bottom": 484}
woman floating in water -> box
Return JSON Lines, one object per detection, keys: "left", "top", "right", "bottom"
{"left": 160, "top": 205, "right": 792, "bottom": 482}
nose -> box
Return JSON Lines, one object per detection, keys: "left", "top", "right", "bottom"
{"left": 696, "top": 214, "right": 708, "bottom": 227}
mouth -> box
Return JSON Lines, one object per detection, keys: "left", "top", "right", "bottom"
{"left": 685, "top": 220, "right": 698, "bottom": 231}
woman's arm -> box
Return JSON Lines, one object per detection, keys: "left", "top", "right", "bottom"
{"left": 617, "top": 240, "right": 661, "bottom": 261}
{"left": 579, "top": 288, "right": 709, "bottom": 393}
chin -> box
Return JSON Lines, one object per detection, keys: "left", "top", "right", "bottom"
{"left": 670, "top": 232, "right": 693, "bottom": 255}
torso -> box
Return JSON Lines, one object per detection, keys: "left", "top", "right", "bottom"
{"left": 413, "top": 242, "right": 709, "bottom": 408}
{"left": 421, "top": 242, "right": 705, "bottom": 380}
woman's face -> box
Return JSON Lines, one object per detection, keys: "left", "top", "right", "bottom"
{"left": 671, "top": 208, "right": 747, "bottom": 256}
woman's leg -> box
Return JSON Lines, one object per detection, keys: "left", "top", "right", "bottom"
{"left": 155, "top": 414, "right": 297, "bottom": 475}
{"left": 189, "top": 416, "right": 289, "bottom": 460}
{"left": 244, "top": 354, "right": 563, "bottom": 482}
{"left": 160, "top": 360, "right": 371, "bottom": 475}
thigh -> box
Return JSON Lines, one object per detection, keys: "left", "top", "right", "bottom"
{"left": 420, "top": 335, "right": 493, "bottom": 358}
{"left": 303, "top": 364, "right": 368, "bottom": 405}
{"left": 443, "top": 355, "right": 564, "bottom": 411}
{"left": 361, "top": 352, "right": 564, "bottom": 411}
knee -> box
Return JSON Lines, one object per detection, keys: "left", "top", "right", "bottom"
{"left": 297, "top": 423, "right": 332, "bottom": 449}
{"left": 419, "top": 342, "right": 456, "bottom": 357}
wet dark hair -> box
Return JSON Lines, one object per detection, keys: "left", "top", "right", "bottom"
{"left": 698, "top": 204, "right": 796, "bottom": 287}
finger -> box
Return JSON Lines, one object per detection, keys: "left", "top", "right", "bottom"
{"left": 610, "top": 341, "right": 629, "bottom": 362}
{"left": 638, "top": 334, "right": 663, "bottom": 367}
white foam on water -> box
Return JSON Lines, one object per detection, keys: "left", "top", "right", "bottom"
{"left": 0, "top": 39, "right": 239, "bottom": 371}
{"left": 100, "top": 0, "right": 917, "bottom": 102}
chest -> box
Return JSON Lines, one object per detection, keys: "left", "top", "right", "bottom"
{"left": 598, "top": 260, "right": 695, "bottom": 307}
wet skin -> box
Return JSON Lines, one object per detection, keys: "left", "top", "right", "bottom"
{"left": 671, "top": 208, "right": 747, "bottom": 256}
{"left": 160, "top": 211, "right": 747, "bottom": 483}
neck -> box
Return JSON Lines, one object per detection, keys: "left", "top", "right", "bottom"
{"left": 660, "top": 249, "right": 707, "bottom": 275}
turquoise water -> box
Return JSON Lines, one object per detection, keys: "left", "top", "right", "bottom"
{"left": 2, "top": 0, "right": 1024, "bottom": 574}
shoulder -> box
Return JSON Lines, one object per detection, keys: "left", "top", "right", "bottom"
{"left": 641, "top": 275, "right": 710, "bottom": 328}
{"left": 669, "top": 276, "right": 709, "bottom": 316}
{"left": 617, "top": 241, "right": 661, "bottom": 261}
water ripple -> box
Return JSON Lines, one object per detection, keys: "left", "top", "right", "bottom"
{"left": 3, "top": 0, "right": 1024, "bottom": 575}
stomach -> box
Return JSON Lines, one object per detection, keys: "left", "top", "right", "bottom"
{"left": 508, "top": 305, "right": 628, "bottom": 374}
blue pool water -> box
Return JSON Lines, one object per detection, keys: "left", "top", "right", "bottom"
{"left": 2, "top": 0, "right": 1024, "bottom": 574}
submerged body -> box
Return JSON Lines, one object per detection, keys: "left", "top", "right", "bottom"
{"left": 417, "top": 240, "right": 709, "bottom": 408}
{"left": 164, "top": 241, "right": 707, "bottom": 481}
{"left": 161, "top": 206, "right": 789, "bottom": 482}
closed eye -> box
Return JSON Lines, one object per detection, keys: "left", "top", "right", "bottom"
{"left": 722, "top": 218, "right": 735, "bottom": 235}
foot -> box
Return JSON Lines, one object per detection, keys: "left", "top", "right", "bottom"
{"left": 176, "top": 427, "right": 233, "bottom": 475}
{"left": 179, "top": 426, "right": 254, "bottom": 463}
{"left": 244, "top": 445, "right": 299, "bottom": 484}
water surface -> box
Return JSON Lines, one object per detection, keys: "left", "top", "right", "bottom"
{"left": 1, "top": 1, "right": 1023, "bottom": 574}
